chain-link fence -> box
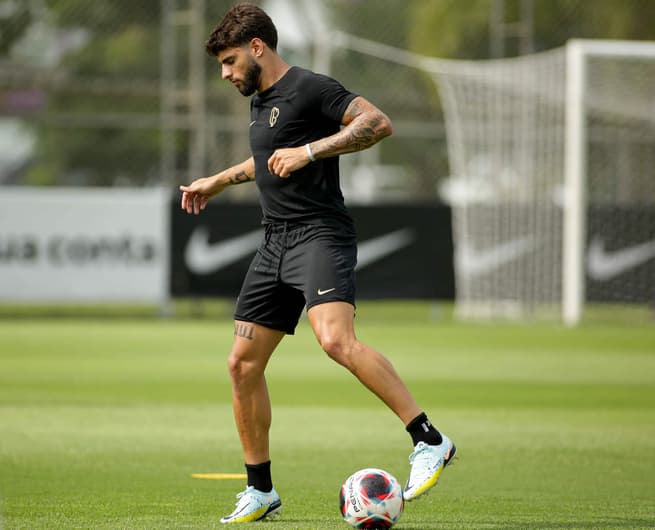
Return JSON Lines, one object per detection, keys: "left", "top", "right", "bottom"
{"left": 1, "top": 0, "right": 654, "bottom": 203}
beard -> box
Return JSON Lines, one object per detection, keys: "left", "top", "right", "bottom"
{"left": 238, "top": 57, "right": 262, "bottom": 96}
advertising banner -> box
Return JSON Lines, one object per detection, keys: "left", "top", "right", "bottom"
{"left": 586, "top": 206, "right": 655, "bottom": 303}
{"left": 0, "top": 187, "right": 169, "bottom": 302}
{"left": 170, "top": 202, "right": 455, "bottom": 300}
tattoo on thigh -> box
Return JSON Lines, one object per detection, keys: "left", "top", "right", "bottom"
{"left": 234, "top": 323, "right": 254, "bottom": 340}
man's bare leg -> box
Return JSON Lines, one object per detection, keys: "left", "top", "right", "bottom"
{"left": 228, "top": 321, "right": 285, "bottom": 465}
{"left": 306, "top": 301, "right": 421, "bottom": 425}
{"left": 220, "top": 322, "right": 285, "bottom": 523}
{"left": 307, "top": 301, "right": 456, "bottom": 502}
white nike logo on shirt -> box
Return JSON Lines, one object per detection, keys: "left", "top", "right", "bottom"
{"left": 317, "top": 287, "right": 336, "bottom": 295}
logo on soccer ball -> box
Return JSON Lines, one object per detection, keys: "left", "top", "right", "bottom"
{"left": 339, "top": 468, "right": 404, "bottom": 529}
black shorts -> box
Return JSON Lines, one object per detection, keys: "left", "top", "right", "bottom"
{"left": 234, "top": 223, "right": 357, "bottom": 334}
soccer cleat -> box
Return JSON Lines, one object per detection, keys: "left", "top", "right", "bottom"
{"left": 403, "top": 434, "right": 456, "bottom": 501}
{"left": 220, "top": 486, "right": 282, "bottom": 524}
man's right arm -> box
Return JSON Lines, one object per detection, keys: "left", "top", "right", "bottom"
{"left": 179, "top": 157, "right": 255, "bottom": 215}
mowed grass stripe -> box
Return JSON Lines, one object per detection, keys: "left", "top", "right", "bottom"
{"left": 2, "top": 404, "right": 653, "bottom": 528}
{"left": 0, "top": 306, "right": 654, "bottom": 528}
{"left": 1, "top": 380, "right": 652, "bottom": 412}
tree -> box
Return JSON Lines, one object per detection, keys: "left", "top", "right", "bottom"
{"left": 407, "top": 0, "right": 655, "bottom": 60}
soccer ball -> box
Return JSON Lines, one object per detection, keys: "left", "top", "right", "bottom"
{"left": 339, "top": 468, "right": 404, "bottom": 529}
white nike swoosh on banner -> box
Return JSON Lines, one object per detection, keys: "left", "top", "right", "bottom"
{"left": 185, "top": 226, "right": 415, "bottom": 275}
{"left": 456, "top": 236, "right": 535, "bottom": 277}
{"left": 185, "top": 227, "right": 262, "bottom": 275}
{"left": 587, "top": 236, "right": 655, "bottom": 281}
{"left": 356, "top": 228, "right": 416, "bottom": 271}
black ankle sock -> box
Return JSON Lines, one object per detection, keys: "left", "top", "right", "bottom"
{"left": 406, "top": 412, "right": 443, "bottom": 446}
{"left": 245, "top": 461, "right": 273, "bottom": 492}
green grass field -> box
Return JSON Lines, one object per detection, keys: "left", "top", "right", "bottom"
{"left": 1, "top": 302, "right": 654, "bottom": 529}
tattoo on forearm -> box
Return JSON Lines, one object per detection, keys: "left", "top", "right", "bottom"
{"left": 234, "top": 323, "right": 254, "bottom": 340}
{"left": 228, "top": 170, "right": 253, "bottom": 185}
{"left": 343, "top": 114, "right": 383, "bottom": 151}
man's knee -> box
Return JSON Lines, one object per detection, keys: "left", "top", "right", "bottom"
{"left": 227, "top": 348, "right": 264, "bottom": 383}
{"left": 318, "top": 332, "right": 357, "bottom": 368}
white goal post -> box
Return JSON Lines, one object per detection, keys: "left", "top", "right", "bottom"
{"left": 564, "top": 39, "right": 655, "bottom": 325}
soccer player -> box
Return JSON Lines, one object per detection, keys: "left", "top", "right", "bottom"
{"left": 179, "top": 3, "right": 455, "bottom": 524}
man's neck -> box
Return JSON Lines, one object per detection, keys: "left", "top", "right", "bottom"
{"left": 258, "top": 54, "right": 291, "bottom": 92}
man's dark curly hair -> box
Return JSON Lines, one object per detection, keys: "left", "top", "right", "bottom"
{"left": 205, "top": 3, "right": 278, "bottom": 56}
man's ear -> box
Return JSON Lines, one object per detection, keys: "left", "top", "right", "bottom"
{"left": 250, "top": 38, "right": 265, "bottom": 58}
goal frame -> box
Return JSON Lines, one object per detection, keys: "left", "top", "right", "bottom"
{"left": 563, "top": 39, "right": 655, "bottom": 326}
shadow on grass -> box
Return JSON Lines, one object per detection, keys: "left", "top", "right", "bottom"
{"left": 259, "top": 515, "right": 655, "bottom": 529}
{"left": 396, "top": 516, "right": 655, "bottom": 529}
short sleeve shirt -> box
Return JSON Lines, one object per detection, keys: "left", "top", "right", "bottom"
{"left": 249, "top": 66, "right": 358, "bottom": 232}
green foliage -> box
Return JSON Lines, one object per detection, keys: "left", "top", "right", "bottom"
{"left": 8, "top": 0, "right": 655, "bottom": 187}
{"left": 330, "top": 0, "right": 412, "bottom": 48}
{"left": 409, "top": 0, "right": 492, "bottom": 59}
{"left": 67, "top": 25, "right": 160, "bottom": 78}
{"left": 408, "top": 0, "right": 655, "bottom": 59}
{"left": 16, "top": 1, "right": 165, "bottom": 185}
{"left": 50, "top": 0, "right": 161, "bottom": 31}
{"left": 0, "top": 4, "right": 31, "bottom": 56}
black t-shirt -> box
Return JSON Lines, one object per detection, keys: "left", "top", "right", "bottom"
{"left": 249, "top": 66, "right": 358, "bottom": 232}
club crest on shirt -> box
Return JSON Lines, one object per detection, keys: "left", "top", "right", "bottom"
{"left": 269, "top": 106, "right": 280, "bottom": 127}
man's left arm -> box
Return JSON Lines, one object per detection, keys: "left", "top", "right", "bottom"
{"left": 311, "top": 96, "right": 393, "bottom": 157}
{"left": 267, "top": 96, "right": 392, "bottom": 178}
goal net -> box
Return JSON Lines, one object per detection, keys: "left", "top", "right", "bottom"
{"left": 432, "top": 40, "right": 655, "bottom": 323}
{"left": 333, "top": 35, "right": 655, "bottom": 324}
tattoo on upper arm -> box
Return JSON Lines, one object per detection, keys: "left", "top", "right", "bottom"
{"left": 343, "top": 99, "right": 363, "bottom": 124}
{"left": 318, "top": 97, "right": 390, "bottom": 156}
{"left": 342, "top": 98, "right": 365, "bottom": 124}
{"left": 234, "top": 323, "right": 254, "bottom": 340}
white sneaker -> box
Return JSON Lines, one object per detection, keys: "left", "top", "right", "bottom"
{"left": 403, "top": 435, "right": 456, "bottom": 501}
{"left": 220, "top": 486, "right": 282, "bottom": 524}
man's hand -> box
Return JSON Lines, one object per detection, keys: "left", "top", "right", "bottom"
{"left": 179, "top": 159, "right": 254, "bottom": 215}
{"left": 179, "top": 177, "right": 227, "bottom": 215}
{"left": 268, "top": 145, "right": 312, "bottom": 178}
